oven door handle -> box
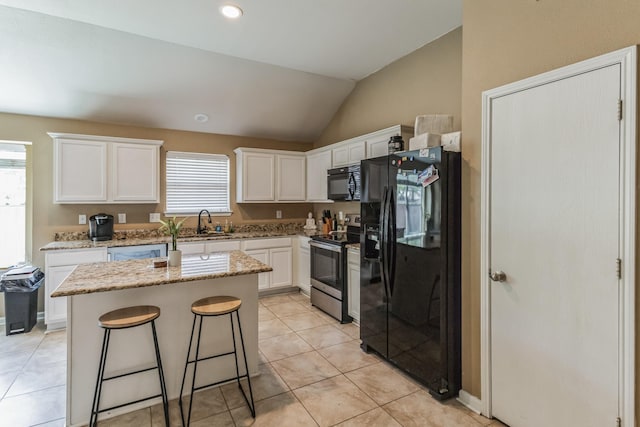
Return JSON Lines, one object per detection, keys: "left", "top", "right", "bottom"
{"left": 309, "top": 241, "right": 342, "bottom": 253}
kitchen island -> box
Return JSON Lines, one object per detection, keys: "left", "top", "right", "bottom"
{"left": 51, "top": 250, "right": 271, "bottom": 427}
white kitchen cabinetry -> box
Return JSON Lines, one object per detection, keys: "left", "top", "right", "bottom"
{"left": 241, "top": 237, "right": 293, "bottom": 291}
{"left": 234, "top": 148, "right": 305, "bottom": 202}
{"left": 294, "top": 236, "right": 311, "bottom": 295}
{"left": 270, "top": 247, "right": 293, "bottom": 287}
{"left": 49, "top": 133, "right": 162, "bottom": 204}
{"left": 44, "top": 248, "right": 108, "bottom": 330}
{"left": 111, "top": 142, "right": 159, "bottom": 202}
{"left": 332, "top": 140, "right": 366, "bottom": 167}
{"left": 53, "top": 138, "right": 108, "bottom": 203}
{"left": 347, "top": 248, "right": 360, "bottom": 324}
{"left": 177, "top": 240, "right": 241, "bottom": 255}
{"left": 305, "top": 149, "right": 332, "bottom": 202}
{"left": 277, "top": 154, "right": 306, "bottom": 201}
{"left": 363, "top": 125, "right": 413, "bottom": 159}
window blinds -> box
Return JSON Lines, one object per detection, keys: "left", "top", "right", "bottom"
{"left": 165, "top": 151, "right": 230, "bottom": 214}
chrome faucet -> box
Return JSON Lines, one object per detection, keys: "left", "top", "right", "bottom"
{"left": 197, "top": 210, "right": 212, "bottom": 234}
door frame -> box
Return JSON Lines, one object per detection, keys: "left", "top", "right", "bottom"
{"left": 480, "top": 46, "right": 637, "bottom": 426}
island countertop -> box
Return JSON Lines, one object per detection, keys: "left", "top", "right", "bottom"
{"left": 51, "top": 250, "right": 272, "bottom": 297}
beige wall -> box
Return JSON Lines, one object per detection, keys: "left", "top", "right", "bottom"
{"left": 314, "top": 27, "right": 462, "bottom": 148}
{"left": 461, "top": 0, "right": 640, "bottom": 405}
{"left": 0, "top": 112, "right": 313, "bottom": 315}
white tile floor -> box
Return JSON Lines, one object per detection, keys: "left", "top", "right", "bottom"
{"left": 0, "top": 291, "right": 504, "bottom": 426}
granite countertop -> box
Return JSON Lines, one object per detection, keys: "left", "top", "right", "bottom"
{"left": 40, "top": 229, "right": 320, "bottom": 251}
{"left": 345, "top": 243, "right": 360, "bottom": 250}
{"left": 51, "top": 250, "right": 273, "bottom": 297}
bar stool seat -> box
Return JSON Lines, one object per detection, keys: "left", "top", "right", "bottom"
{"left": 191, "top": 296, "right": 241, "bottom": 316}
{"left": 90, "top": 305, "right": 169, "bottom": 427}
{"left": 98, "top": 305, "right": 160, "bottom": 328}
{"left": 180, "top": 295, "right": 255, "bottom": 426}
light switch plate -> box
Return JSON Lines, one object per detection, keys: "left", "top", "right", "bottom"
{"left": 118, "top": 213, "right": 126, "bottom": 224}
{"left": 276, "top": 210, "right": 282, "bottom": 219}
{"left": 78, "top": 214, "right": 86, "bottom": 225}
{"left": 149, "top": 213, "right": 161, "bottom": 223}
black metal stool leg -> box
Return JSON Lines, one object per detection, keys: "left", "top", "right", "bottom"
{"left": 179, "top": 313, "right": 197, "bottom": 427}
{"left": 151, "top": 320, "right": 170, "bottom": 427}
{"left": 186, "top": 314, "right": 204, "bottom": 427}
{"left": 235, "top": 310, "right": 255, "bottom": 417}
{"left": 90, "top": 328, "right": 111, "bottom": 427}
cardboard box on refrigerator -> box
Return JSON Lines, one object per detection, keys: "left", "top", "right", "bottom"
{"left": 409, "top": 133, "right": 441, "bottom": 150}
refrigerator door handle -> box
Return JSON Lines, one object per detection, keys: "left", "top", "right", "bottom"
{"left": 380, "top": 186, "right": 390, "bottom": 299}
{"left": 388, "top": 186, "right": 397, "bottom": 297}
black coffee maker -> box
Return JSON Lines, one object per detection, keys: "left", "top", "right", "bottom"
{"left": 89, "top": 214, "right": 114, "bottom": 241}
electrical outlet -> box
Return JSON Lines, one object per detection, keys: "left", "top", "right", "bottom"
{"left": 149, "top": 213, "right": 161, "bottom": 223}
{"left": 276, "top": 210, "right": 282, "bottom": 219}
{"left": 78, "top": 214, "right": 86, "bottom": 225}
{"left": 118, "top": 213, "right": 126, "bottom": 224}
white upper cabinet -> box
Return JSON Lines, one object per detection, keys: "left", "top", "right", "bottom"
{"left": 53, "top": 138, "right": 108, "bottom": 203}
{"left": 332, "top": 139, "right": 366, "bottom": 167}
{"left": 111, "top": 142, "right": 159, "bottom": 202}
{"left": 234, "top": 148, "right": 305, "bottom": 203}
{"left": 49, "top": 133, "right": 162, "bottom": 204}
{"left": 277, "top": 154, "right": 306, "bottom": 201}
{"left": 363, "top": 125, "right": 413, "bottom": 159}
{"left": 305, "top": 149, "right": 332, "bottom": 202}
{"left": 239, "top": 150, "right": 275, "bottom": 201}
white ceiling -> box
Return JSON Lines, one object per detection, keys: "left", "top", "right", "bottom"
{"left": 0, "top": 1, "right": 462, "bottom": 142}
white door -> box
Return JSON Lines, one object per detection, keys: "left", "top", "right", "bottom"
{"left": 488, "top": 64, "right": 621, "bottom": 426}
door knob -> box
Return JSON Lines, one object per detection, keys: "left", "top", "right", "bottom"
{"left": 489, "top": 270, "right": 507, "bottom": 282}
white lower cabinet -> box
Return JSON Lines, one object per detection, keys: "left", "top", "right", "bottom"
{"left": 295, "top": 236, "right": 311, "bottom": 295}
{"left": 347, "top": 248, "right": 360, "bottom": 323}
{"left": 177, "top": 240, "right": 241, "bottom": 254}
{"left": 243, "top": 249, "right": 270, "bottom": 290}
{"left": 44, "top": 248, "right": 108, "bottom": 330}
{"left": 241, "top": 238, "right": 293, "bottom": 291}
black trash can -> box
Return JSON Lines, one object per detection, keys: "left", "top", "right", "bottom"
{"left": 1, "top": 266, "right": 44, "bottom": 335}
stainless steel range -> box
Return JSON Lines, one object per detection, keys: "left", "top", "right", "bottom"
{"left": 309, "top": 214, "right": 360, "bottom": 323}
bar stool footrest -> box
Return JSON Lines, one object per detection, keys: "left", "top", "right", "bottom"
{"left": 95, "top": 393, "right": 164, "bottom": 414}
{"left": 191, "top": 373, "right": 251, "bottom": 393}
{"left": 186, "top": 350, "right": 236, "bottom": 365}
{"left": 103, "top": 365, "right": 160, "bottom": 381}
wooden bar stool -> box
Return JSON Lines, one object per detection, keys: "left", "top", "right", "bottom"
{"left": 89, "top": 305, "right": 169, "bottom": 427}
{"left": 179, "top": 296, "right": 255, "bottom": 426}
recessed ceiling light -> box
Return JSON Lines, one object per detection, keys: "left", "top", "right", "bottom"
{"left": 194, "top": 113, "right": 209, "bottom": 123}
{"left": 221, "top": 4, "right": 243, "bottom": 19}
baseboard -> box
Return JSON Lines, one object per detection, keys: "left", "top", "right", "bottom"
{"left": 457, "top": 389, "right": 483, "bottom": 415}
{"left": 0, "top": 311, "right": 44, "bottom": 327}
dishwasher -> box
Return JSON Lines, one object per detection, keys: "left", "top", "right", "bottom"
{"left": 107, "top": 243, "right": 168, "bottom": 261}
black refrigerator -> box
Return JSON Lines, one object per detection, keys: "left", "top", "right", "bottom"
{"left": 360, "top": 146, "right": 461, "bottom": 399}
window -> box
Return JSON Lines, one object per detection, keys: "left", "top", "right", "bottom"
{"left": 165, "top": 151, "right": 230, "bottom": 215}
{"left": 0, "top": 142, "right": 27, "bottom": 268}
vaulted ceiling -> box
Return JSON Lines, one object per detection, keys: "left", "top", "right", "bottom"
{"left": 0, "top": 1, "right": 462, "bottom": 141}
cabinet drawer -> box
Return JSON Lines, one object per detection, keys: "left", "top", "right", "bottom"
{"left": 177, "top": 242, "right": 206, "bottom": 254}
{"left": 241, "top": 237, "right": 292, "bottom": 250}
{"left": 46, "top": 248, "right": 107, "bottom": 266}
{"left": 206, "top": 241, "right": 241, "bottom": 252}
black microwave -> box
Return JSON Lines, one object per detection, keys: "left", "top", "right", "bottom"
{"left": 327, "top": 164, "right": 360, "bottom": 201}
